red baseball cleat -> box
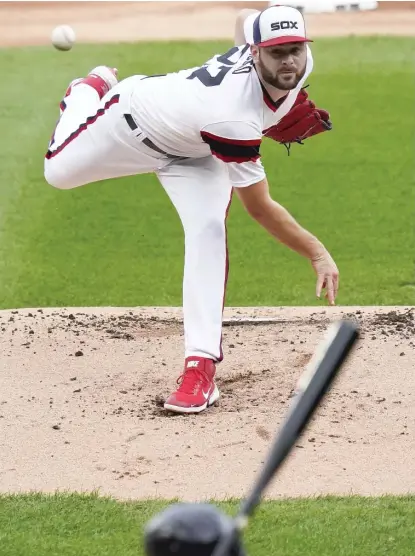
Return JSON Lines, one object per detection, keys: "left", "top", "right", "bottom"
{"left": 164, "top": 357, "right": 220, "bottom": 414}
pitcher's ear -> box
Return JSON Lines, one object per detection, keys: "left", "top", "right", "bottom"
{"left": 251, "top": 44, "right": 260, "bottom": 62}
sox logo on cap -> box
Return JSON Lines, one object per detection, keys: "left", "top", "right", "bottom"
{"left": 253, "top": 5, "right": 313, "bottom": 47}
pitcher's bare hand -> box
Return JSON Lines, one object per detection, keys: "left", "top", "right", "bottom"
{"left": 311, "top": 250, "right": 339, "bottom": 306}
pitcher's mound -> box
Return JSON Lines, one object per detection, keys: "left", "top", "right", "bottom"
{"left": 0, "top": 305, "right": 413, "bottom": 501}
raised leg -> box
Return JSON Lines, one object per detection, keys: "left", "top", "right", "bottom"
{"left": 44, "top": 68, "right": 161, "bottom": 190}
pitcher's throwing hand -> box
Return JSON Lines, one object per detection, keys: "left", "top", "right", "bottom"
{"left": 311, "top": 250, "right": 339, "bottom": 306}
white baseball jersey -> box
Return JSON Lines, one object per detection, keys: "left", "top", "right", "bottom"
{"left": 128, "top": 43, "right": 314, "bottom": 188}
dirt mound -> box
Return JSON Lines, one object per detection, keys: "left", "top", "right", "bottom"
{"left": 0, "top": 306, "right": 413, "bottom": 501}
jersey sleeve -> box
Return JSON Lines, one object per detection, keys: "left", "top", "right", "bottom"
{"left": 200, "top": 121, "right": 266, "bottom": 188}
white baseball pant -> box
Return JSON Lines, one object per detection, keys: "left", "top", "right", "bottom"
{"left": 44, "top": 77, "right": 233, "bottom": 362}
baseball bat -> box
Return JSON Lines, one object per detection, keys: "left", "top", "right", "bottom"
{"left": 212, "top": 319, "right": 360, "bottom": 556}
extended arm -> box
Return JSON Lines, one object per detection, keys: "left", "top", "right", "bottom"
{"left": 200, "top": 120, "right": 339, "bottom": 304}
{"left": 235, "top": 177, "right": 339, "bottom": 305}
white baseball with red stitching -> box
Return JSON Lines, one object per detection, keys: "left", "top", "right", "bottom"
{"left": 51, "top": 25, "right": 76, "bottom": 51}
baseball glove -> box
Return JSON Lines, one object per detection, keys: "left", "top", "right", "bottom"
{"left": 263, "top": 88, "right": 332, "bottom": 154}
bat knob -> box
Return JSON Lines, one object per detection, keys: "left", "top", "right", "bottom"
{"left": 144, "top": 503, "right": 247, "bottom": 556}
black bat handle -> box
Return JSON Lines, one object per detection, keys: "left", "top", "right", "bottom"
{"left": 239, "top": 320, "right": 359, "bottom": 521}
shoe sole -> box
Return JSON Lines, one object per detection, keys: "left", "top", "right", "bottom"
{"left": 163, "top": 385, "right": 220, "bottom": 414}
{"left": 88, "top": 66, "right": 118, "bottom": 89}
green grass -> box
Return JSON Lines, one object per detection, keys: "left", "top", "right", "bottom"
{"left": 0, "top": 37, "right": 413, "bottom": 309}
{"left": 0, "top": 493, "right": 414, "bottom": 555}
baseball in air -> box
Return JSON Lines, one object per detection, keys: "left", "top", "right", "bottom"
{"left": 51, "top": 25, "right": 76, "bottom": 51}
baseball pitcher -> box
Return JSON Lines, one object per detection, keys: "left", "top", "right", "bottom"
{"left": 44, "top": 6, "right": 339, "bottom": 415}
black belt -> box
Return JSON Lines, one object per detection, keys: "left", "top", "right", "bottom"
{"left": 124, "top": 114, "right": 184, "bottom": 159}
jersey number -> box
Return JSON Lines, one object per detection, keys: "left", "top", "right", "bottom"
{"left": 187, "top": 65, "right": 232, "bottom": 87}
{"left": 187, "top": 45, "right": 250, "bottom": 88}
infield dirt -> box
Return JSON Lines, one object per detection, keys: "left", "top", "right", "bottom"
{"left": 0, "top": 1, "right": 413, "bottom": 501}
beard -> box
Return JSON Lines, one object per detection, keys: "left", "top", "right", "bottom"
{"left": 258, "top": 56, "right": 306, "bottom": 91}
